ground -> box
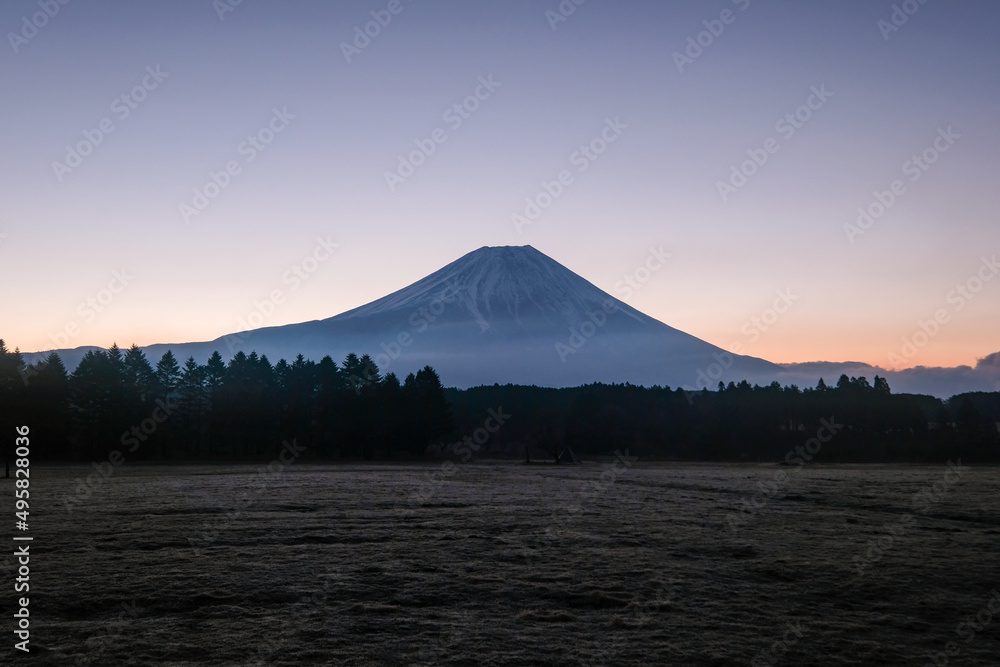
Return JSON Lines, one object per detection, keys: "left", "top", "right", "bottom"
{"left": 11, "top": 460, "right": 1000, "bottom": 665}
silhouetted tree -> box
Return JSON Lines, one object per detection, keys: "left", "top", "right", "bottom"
{"left": 24, "top": 353, "right": 71, "bottom": 459}
{"left": 68, "top": 349, "right": 128, "bottom": 459}
{"left": 154, "top": 351, "right": 181, "bottom": 397}
{"left": 403, "top": 366, "right": 453, "bottom": 456}
{"left": 3, "top": 335, "right": 997, "bottom": 465}
{"left": 176, "top": 357, "right": 208, "bottom": 456}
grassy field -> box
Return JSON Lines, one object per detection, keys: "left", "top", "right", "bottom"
{"left": 11, "top": 460, "right": 1000, "bottom": 665}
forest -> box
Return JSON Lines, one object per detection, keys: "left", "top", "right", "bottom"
{"left": 1, "top": 339, "right": 998, "bottom": 464}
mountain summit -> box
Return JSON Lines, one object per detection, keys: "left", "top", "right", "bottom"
{"left": 338, "top": 245, "right": 639, "bottom": 330}
{"left": 338, "top": 245, "right": 657, "bottom": 335}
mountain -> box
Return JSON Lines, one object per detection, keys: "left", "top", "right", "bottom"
{"left": 21, "top": 245, "right": 999, "bottom": 396}
{"left": 25, "top": 246, "right": 780, "bottom": 389}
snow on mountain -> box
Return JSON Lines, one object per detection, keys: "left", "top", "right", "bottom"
{"left": 337, "top": 244, "right": 649, "bottom": 329}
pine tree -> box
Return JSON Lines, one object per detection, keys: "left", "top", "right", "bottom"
{"left": 315, "top": 356, "right": 343, "bottom": 457}
{"left": 204, "top": 352, "right": 226, "bottom": 402}
{"left": 25, "top": 353, "right": 71, "bottom": 459}
{"left": 108, "top": 343, "right": 125, "bottom": 375}
{"left": 409, "top": 366, "right": 453, "bottom": 452}
{"left": 379, "top": 372, "right": 403, "bottom": 457}
{"left": 123, "top": 344, "right": 155, "bottom": 401}
{"left": 68, "top": 349, "right": 128, "bottom": 459}
{"left": 154, "top": 351, "right": 181, "bottom": 397}
{"left": 177, "top": 357, "right": 208, "bottom": 455}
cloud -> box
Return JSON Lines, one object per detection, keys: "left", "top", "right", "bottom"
{"left": 975, "top": 351, "right": 1000, "bottom": 369}
{"left": 774, "top": 352, "right": 1000, "bottom": 398}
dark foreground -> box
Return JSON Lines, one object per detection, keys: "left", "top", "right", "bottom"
{"left": 12, "top": 461, "right": 1000, "bottom": 665}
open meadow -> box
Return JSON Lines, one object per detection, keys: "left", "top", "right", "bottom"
{"left": 13, "top": 461, "right": 1000, "bottom": 665}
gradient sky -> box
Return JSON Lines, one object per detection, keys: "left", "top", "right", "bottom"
{"left": 1, "top": 0, "right": 997, "bottom": 370}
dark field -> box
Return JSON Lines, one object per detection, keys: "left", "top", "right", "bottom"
{"left": 12, "top": 461, "right": 1000, "bottom": 665}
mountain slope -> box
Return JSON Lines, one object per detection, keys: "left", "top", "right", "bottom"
{"left": 130, "top": 245, "right": 781, "bottom": 388}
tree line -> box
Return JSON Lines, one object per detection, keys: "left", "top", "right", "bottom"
{"left": 1, "top": 338, "right": 998, "bottom": 463}
{"left": 0, "top": 340, "right": 452, "bottom": 462}
{"left": 445, "top": 375, "right": 1000, "bottom": 463}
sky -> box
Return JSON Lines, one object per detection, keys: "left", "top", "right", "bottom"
{"left": 1, "top": 0, "right": 997, "bottom": 372}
